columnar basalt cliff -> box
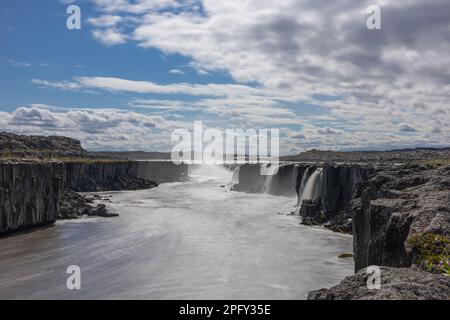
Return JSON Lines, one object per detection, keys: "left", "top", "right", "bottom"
{"left": 0, "top": 160, "right": 189, "bottom": 235}
{"left": 0, "top": 161, "right": 65, "bottom": 234}
{"left": 65, "top": 161, "right": 187, "bottom": 192}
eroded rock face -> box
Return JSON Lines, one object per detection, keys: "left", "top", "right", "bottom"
{"left": 308, "top": 267, "right": 450, "bottom": 300}
{"left": 65, "top": 161, "right": 187, "bottom": 192}
{"left": 0, "top": 161, "right": 65, "bottom": 234}
{"left": 352, "top": 165, "right": 450, "bottom": 272}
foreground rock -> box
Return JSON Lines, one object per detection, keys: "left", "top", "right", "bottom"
{"left": 309, "top": 164, "right": 450, "bottom": 300}
{"left": 353, "top": 164, "right": 450, "bottom": 271}
{"left": 308, "top": 267, "right": 450, "bottom": 300}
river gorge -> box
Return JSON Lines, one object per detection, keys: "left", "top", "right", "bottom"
{"left": 0, "top": 165, "right": 354, "bottom": 299}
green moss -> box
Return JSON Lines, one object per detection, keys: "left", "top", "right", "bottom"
{"left": 407, "top": 233, "right": 450, "bottom": 275}
{"left": 419, "top": 159, "right": 450, "bottom": 169}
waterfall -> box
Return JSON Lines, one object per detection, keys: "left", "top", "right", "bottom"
{"left": 302, "top": 168, "right": 323, "bottom": 201}
{"left": 262, "top": 164, "right": 279, "bottom": 193}
{"left": 296, "top": 167, "right": 311, "bottom": 206}
{"left": 231, "top": 165, "right": 240, "bottom": 184}
{"left": 297, "top": 167, "right": 323, "bottom": 207}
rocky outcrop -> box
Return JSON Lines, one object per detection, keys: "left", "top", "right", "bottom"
{"left": 308, "top": 267, "right": 450, "bottom": 300}
{"left": 0, "top": 161, "right": 65, "bottom": 234}
{"left": 352, "top": 165, "right": 450, "bottom": 272}
{"left": 0, "top": 132, "right": 86, "bottom": 158}
{"left": 59, "top": 190, "right": 118, "bottom": 219}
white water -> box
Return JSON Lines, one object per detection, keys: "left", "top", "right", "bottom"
{"left": 231, "top": 165, "right": 240, "bottom": 185}
{"left": 0, "top": 165, "right": 352, "bottom": 299}
{"left": 296, "top": 167, "right": 311, "bottom": 206}
{"left": 262, "top": 164, "right": 279, "bottom": 193}
{"left": 300, "top": 168, "right": 323, "bottom": 202}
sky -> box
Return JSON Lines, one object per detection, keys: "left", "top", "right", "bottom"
{"left": 0, "top": 0, "right": 449, "bottom": 154}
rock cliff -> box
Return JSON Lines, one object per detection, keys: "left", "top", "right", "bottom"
{"left": 0, "top": 160, "right": 188, "bottom": 235}
{"left": 300, "top": 164, "right": 374, "bottom": 233}
{"left": 352, "top": 164, "right": 450, "bottom": 271}
{"left": 309, "top": 163, "right": 450, "bottom": 300}
{"left": 65, "top": 161, "right": 188, "bottom": 192}
{"left": 0, "top": 161, "right": 65, "bottom": 234}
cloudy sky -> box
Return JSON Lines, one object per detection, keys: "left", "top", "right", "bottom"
{"left": 0, "top": 0, "right": 449, "bottom": 153}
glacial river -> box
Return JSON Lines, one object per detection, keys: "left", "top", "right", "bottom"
{"left": 0, "top": 166, "right": 353, "bottom": 299}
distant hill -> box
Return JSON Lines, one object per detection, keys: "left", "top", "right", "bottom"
{"left": 281, "top": 147, "right": 450, "bottom": 163}
{"left": 0, "top": 132, "right": 88, "bottom": 158}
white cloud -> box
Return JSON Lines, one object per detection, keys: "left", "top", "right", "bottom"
{"left": 87, "top": 15, "right": 122, "bottom": 27}
{"left": 21, "top": 0, "right": 450, "bottom": 151}
{"left": 169, "top": 69, "right": 184, "bottom": 75}
{"left": 8, "top": 59, "right": 31, "bottom": 67}
{"left": 92, "top": 28, "right": 128, "bottom": 46}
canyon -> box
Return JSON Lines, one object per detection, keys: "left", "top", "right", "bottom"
{"left": 0, "top": 133, "right": 449, "bottom": 299}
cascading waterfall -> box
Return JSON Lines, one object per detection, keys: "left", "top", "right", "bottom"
{"left": 298, "top": 167, "right": 323, "bottom": 208}
{"left": 231, "top": 164, "right": 241, "bottom": 184}
{"left": 296, "top": 167, "right": 311, "bottom": 206}
{"left": 302, "top": 168, "right": 323, "bottom": 201}
{"left": 262, "top": 164, "right": 280, "bottom": 194}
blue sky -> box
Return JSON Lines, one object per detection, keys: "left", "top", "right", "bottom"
{"left": 0, "top": 0, "right": 449, "bottom": 153}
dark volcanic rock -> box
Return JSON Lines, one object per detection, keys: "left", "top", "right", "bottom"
{"left": 308, "top": 267, "right": 450, "bottom": 300}
{"left": 59, "top": 190, "right": 118, "bottom": 219}
{"left": 0, "top": 132, "right": 86, "bottom": 158}
{"left": 352, "top": 165, "right": 450, "bottom": 272}
{"left": 300, "top": 199, "right": 323, "bottom": 225}
{"left": 65, "top": 161, "right": 187, "bottom": 192}
{"left": 0, "top": 161, "right": 65, "bottom": 234}
{"left": 298, "top": 164, "right": 375, "bottom": 233}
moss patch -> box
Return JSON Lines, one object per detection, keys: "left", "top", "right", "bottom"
{"left": 407, "top": 233, "right": 450, "bottom": 275}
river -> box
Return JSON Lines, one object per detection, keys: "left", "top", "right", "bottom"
{"left": 0, "top": 165, "right": 353, "bottom": 299}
